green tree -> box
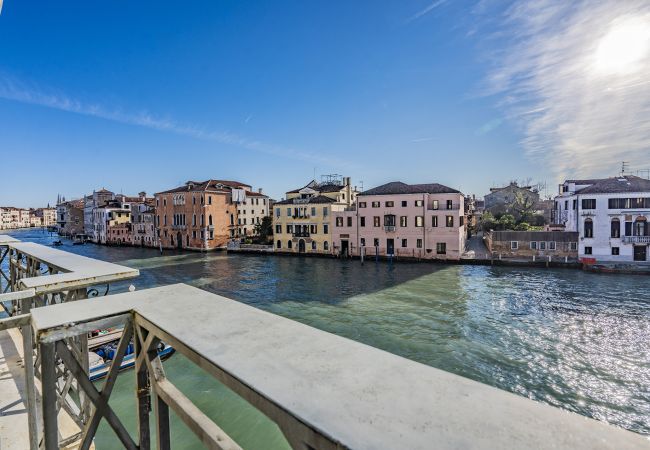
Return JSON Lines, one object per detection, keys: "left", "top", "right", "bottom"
{"left": 253, "top": 216, "right": 273, "bottom": 244}
{"left": 497, "top": 214, "right": 516, "bottom": 231}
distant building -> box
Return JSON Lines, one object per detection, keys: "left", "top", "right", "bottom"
{"left": 485, "top": 230, "right": 578, "bottom": 259}
{"left": 84, "top": 188, "right": 115, "bottom": 242}
{"left": 155, "top": 180, "right": 264, "bottom": 250}
{"left": 236, "top": 189, "right": 270, "bottom": 238}
{"left": 332, "top": 181, "right": 466, "bottom": 260}
{"left": 131, "top": 192, "right": 157, "bottom": 247}
{"left": 56, "top": 199, "right": 85, "bottom": 236}
{"left": 553, "top": 175, "right": 650, "bottom": 263}
{"left": 484, "top": 182, "right": 540, "bottom": 215}
{"left": 107, "top": 221, "right": 132, "bottom": 246}
{"left": 93, "top": 199, "right": 131, "bottom": 244}
{"left": 273, "top": 177, "right": 357, "bottom": 254}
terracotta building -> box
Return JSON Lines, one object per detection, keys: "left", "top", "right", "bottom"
{"left": 155, "top": 180, "right": 264, "bottom": 250}
{"left": 56, "top": 199, "right": 85, "bottom": 236}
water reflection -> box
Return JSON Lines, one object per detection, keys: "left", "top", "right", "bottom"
{"left": 4, "top": 228, "right": 650, "bottom": 445}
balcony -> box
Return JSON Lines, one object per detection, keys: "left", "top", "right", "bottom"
{"left": 622, "top": 236, "right": 650, "bottom": 244}
{"left": 0, "top": 241, "right": 647, "bottom": 449}
{"left": 171, "top": 224, "right": 187, "bottom": 230}
{"left": 428, "top": 203, "right": 461, "bottom": 211}
{"left": 384, "top": 225, "right": 396, "bottom": 232}
{"left": 292, "top": 231, "right": 310, "bottom": 237}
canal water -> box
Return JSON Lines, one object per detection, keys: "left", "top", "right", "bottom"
{"left": 4, "top": 229, "right": 650, "bottom": 447}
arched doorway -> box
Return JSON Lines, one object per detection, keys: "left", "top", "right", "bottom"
{"left": 176, "top": 232, "right": 183, "bottom": 249}
{"left": 298, "top": 239, "right": 306, "bottom": 253}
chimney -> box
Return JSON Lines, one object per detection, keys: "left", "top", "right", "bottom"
{"left": 258, "top": 188, "right": 263, "bottom": 194}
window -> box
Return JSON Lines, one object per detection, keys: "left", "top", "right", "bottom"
{"left": 372, "top": 201, "right": 380, "bottom": 208}
{"left": 511, "top": 241, "right": 518, "bottom": 250}
{"left": 373, "top": 216, "right": 380, "bottom": 227}
{"left": 276, "top": 224, "right": 282, "bottom": 234}
{"left": 275, "top": 208, "right": 280, "bottom": 218}
{"left": 336, "top": 217, "right": 343, "bottom": 227}
{"left": 323, "top": 207, "right": 329, "bottom": 217}
{"left": 415, "top": 200, "right": 423, "bottom": 207}
{"left": 584, "top": 218, "right": 593, "bottom": 238}
{"left": 436, "top": 243, "right": 446, "bottom": 254}
{"left": 400, "top": 216, "right": 407, "bottom": 227}
{"left": 415, "top": 216, "right": 424, "bottom": 227}
{"left": 530, "top": 241, "right": 537, "bottom": 250}
{"left": 401, "top": 201, "right": 407, "bottom": 207}
{"left": 359, "top": 202, "right": 367, "bottom": 208}
{"left": 311, "top": 207, "right": 316, "bottom": 216}
{"left": 432, "top": 216, "right": 438, "bottom": 227}
{"left": 310, "top": 224, "right": 317, "bottom": 234}
{"left": 208, "top": 196, "right": 212, "bottom": 205}
{"left": 347, "top": 217, "right": 352, "bottom": 227}
{"left": 612, "top": 247, "right": 619, "bottom": 255}
{"left": 360, "top": 216, "right": 366, "bottom": 227}
{"left": 584, "top": 246, "right": 592, "bottom": 255}
{"left": 288, "top": 240, "right": 292, "bottom": 249}
{"left": 311, "top": 241, "right": 316, "bottom": 250}
{"left": 360, "top": 238, "right": 366, "bottom": 246}
{"left": 373, "top": 238, "right": 379, "bottom": 247}
{"left": 608, "top": 198, "right": 650, "bottom": 209}
{"left": 582, "top": 199, "right": 596, "bottom": 209}
{"left": 323, "top": 224, "right": 329, "bottom": 234}
{"left": 446, "top": 216, "right": 454, "bottom": 227}
{"left": 539, "top": 241, "right": 546, "bottom": 250}
{"left": 287, "top": 208, "right": 291, "bottom": 217}
{"left": 446, "top": 200, "right": 453, "bottom": 210}
{"left": 401, "top": 239, "right": 408, "bottom": 247}
{"left": 548, "top": 241, "right": 556, "bottom": 250}
{"left": 625, "top": 221, "right": 633, "bottom": 236}
{"left": 323, "top": 241, "right": 329, "bottom": 251}
{"left": 460, "top": 217, "right": 464, "bottom": 226}
{"left": 386, "top": 201, "right": 394, "bottom": 207}
{"left": 209, "top": 215, "right": 213, "bottom": 226}
{"left": 416, "top": 239, "right": 422, "bottom": 248}
{"left": 570, "top": 242, "right": 578, "bottom": 251}
{"left": 611, "top": 219, "right": 620, "bottom": 238}
{"left": 432, "top": 200, "right": 439, "bottom": 210}
{"left": 384, "top": 215, "right": 396, "bottom": 226}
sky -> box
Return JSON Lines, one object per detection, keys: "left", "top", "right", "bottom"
{"left": 0, "top": 0, "right": 649, "bottom": 207}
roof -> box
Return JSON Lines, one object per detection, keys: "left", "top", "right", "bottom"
{"left": 359, "top": 181, "right": 460, "bottom": 196}
{"left": 575, "top": 176, "right": 650, "bottom": 194}
{"left": 274, "top": 195, "right": 337, "bottom": 205}
{"left": 286, "top": 180, "right": 345, "bottom": 194}
{"left": 245, "top": 191, "right": 268, "bottom": 198}
{"left": 565, "top": 179, "right": 603, "bottom": 185}
{"left": 156, "top": 179, "right": 252, "bottom": 195}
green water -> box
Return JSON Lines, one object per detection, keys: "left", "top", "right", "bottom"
{"left": 5, "top": 229, "right": 650, "bottom": 446}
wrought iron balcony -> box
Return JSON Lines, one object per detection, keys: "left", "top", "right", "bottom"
{"left": 292, "top": 231, "right": 310, "bottom": 237}
{"left": 384, "top": 225, "right": 396, "bottom": 232}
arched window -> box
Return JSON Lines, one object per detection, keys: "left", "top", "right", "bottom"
{"left": 288, "top": 240, "right": 293, "bottom": 249}
{"left": 276, "top": 240, "right": 282, "bottom": 249}
{"left": 324, "top": 241, "right": 329, "bottom": 251}
{"left": 611, "top": 218, "right": 620, "bottom": 238}
{"left": 584, "top": 218, "right": 593, "bottom": 238}
{"left": 634, "top": 217, "right": 648, "bottom": 236}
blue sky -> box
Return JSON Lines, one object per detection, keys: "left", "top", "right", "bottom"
{"left": 1, "top": 1, "right": 649, "bottom": 207}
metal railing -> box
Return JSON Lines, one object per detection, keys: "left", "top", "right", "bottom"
{"left": 292, "top": 232, "right": 310, "bottom": 237}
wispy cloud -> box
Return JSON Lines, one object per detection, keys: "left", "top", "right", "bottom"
{"left": 0, "top": 74, "right": 343, "bottom": 167}
{"left": 405, "top": 0, "right": 448, "bottom": 24}
{"left": 479, "top": 0, "right": 650, "bottom": 180}
{"left": 410, "top": 137, "right": 434, "bottom": 143}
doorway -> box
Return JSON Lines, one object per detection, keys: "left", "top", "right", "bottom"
{"left": 387, "top": 238, "right": 394, "bottom": 256}
{"left": 176, "top": 232, "right": 183, "bottom": 250}
{"left": 341, "top": 240, "right": 349, "bottom": 257}
{"left": 633, "top": 245, "right": 647, "bottom": 262}
{"left": 298, "top": 239, "right": 306, "bottom": 253}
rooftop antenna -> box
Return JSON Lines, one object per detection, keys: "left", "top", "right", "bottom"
{"left": 359, "top": 180, "right": 364, "bottom": 192}
{"left": 621, "top": 161, "right": 629, "bottom": 176}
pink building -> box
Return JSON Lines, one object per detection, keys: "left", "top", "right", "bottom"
{"left": 332, "top": 182, "right": 466, "bottom": 260}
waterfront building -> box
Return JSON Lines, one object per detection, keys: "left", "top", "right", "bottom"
{"left": 553, "top": 175, "right": 650, "bottom": 262}
{"left": 485, "top": 230, "right": 578, "bottom": 259}
{"left": 84, "top": 188, "right": 115, "bottom": 242}
{"left": 273, "top": 177, "right": 357, "bottom": 254}
{"left": 130, "top": 193, "right": 157, "bottom": 247}
{"left": 93, "top": 199, "right": 131, "bottom": 244}
{"left": 107, "top": 221, "right": 132, "bottom": 245}
{"left": 236, "top": 189, "right": 270, "bottom": 238}
{"left": 0, "top": 207, "right": 33, "bottom": 229}
{"left": 56, "top": 199, "right": 85, "bottom": 236}
{"left": 332, "top": 181, "right": 466, "bottom": 260}
{"left": 31, "top": 207, "right": 56, "bottom": 227}
{"left": 155, "top": 179, "right": 263, "bottom": 250}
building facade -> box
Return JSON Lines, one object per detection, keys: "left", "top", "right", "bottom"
{"left": 553, "top": 175, "right": 650, "bottom": 262}
{"left": 56, "top": 199, "right": 85, "bottom": 236}
{"left": 485, "top": 230, "right": 578, "bottom": 259}
{"left": 93, "top": 200, "right": 131, "bottom": 244}
{"left": 273, "top": 177, "right": 357, "bottom": 254}
{"left": 236, "top": 189, "right": 270, "bottom": 238}
{"left": 484, "top": 182, "right": 540, "bottom": 214}
{"left": 155, "top": 180, "right": 264, "bottom": 250}
{"left": 131, "top": 196, "right": 157, "bottom": 247}
{"left": 84, "top": 188, "right": 115, "bottom": 242}
{"left": 331, "top": 181, "right": 466, "bottom": 260}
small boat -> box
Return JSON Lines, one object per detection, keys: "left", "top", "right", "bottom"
{"left": 52, "top": 240, "right": 63, "bottom": 246}
{"left": 89, "top": 339, "right": 174, "bottom": 381}
{"left": 72, "top": 234, "right": 86, "bottom": 245}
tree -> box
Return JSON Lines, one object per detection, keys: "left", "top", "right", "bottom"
{"left": 480, "top": 212, "right": 497, "bottom": 231}
{"left": 253, "top": 216, "right": 273, "bottom": 244}
{"left": 497, "top": 214, "right": 516, "bottom": 231}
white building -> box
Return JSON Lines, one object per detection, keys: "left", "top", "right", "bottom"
{"left": 84, "top": 189, "right": 115, "bottom": 242}
{"left": 553, "top": 175, "right": 650, "bottom": 262}
{"left": 236, "top": 189, "right": 270, "bottom": 237}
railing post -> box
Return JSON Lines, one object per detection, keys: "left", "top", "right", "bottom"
{"left": 135, "top": 324, "right": 151, "bottom": 450}
{"left": 40, "top": 341, "right": 59, "bottom": 450}
{"left": 20, "top": 296, "right": 39, "bottom": 450}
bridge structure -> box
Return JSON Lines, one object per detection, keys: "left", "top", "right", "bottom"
{"left": 0, "top": 236, "right": 648, "bottom": 449}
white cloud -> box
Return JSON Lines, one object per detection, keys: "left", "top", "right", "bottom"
{"left": 481, "top": 0, "right": 650, "bottom": 180}
{"left": 0, "top": 74, "right": 343, "bottom": 167}
{"left": 405, "top": 0, "right": 448, "bottom": 24}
